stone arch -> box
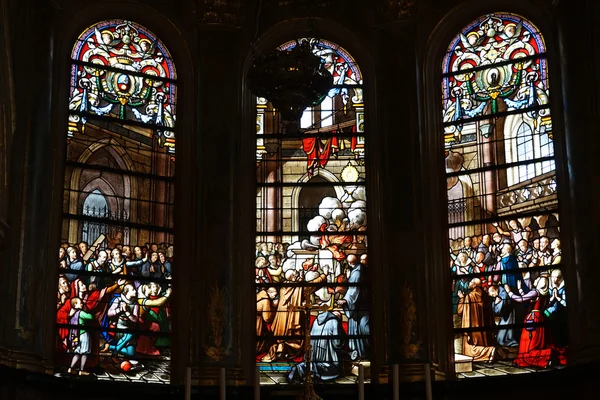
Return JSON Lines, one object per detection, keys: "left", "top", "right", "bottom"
{"left": 291, "top": 169, "right": 344, "bottom": 233}
{"left": 66, "top": 138, "right": 136, "bottom": 243}
{"left": 79, "top": 177, "right": 118, "bottom": 216}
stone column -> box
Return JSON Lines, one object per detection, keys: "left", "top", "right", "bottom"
{"left": 0, "top": 0, "right": 13, "bottom": 236}
{"left": 0, "top": 0, "right": 58, "bottom": 370}
{"left": 264, "top": 153, "right": 281, "bottom": 242}
{"left": 191, "top": 12, "right": 250, "bottom": 384}
{"left": 0, "top": 0, "right": 13, "bottom": 361}
{"left": 150, "top": 141, "right": 169, "bottom": 245}
{"left": 372, "top": 15, "right": 439, "bottom": 382}
{"left": 555, "top": 0, "right": 600, "bottom": 366}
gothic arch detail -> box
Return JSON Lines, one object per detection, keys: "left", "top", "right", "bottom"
{"left": 290, "top": 169, "right": 345, "bottom": 233}
{"left": 66, "top": 139, "right": 137, "bottom": 244}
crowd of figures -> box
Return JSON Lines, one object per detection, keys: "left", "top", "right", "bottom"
{"left": 450, "top": 215, "right": 567, "bottom": 369}
{"left": 256, "top": 238, "right": 369, "bottom": 383}
{"left": 56, "top": 237, "right": 173, "bottom": 377}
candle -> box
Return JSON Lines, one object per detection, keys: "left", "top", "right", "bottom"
{"left": 185, "top": 367, "right": 191, "bottom": 400}
{"left": 424, "top": 363, "right": 432, "bottom": 400}
{"left": 254, "top": 366, "right": 260, "bottom": 400}
{"left": 358, "top": 364, "right": 364, "bottom": 400}
{"left": 393, "top": 364, "right": 399, "bottom": 400}
{"left": 220, "top": 367, "right": 226, "bottom": 400}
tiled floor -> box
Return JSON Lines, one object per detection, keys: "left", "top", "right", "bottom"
{"left": 457, "top": 348, "right": 565, "bottom": 379}
{"left": 54, "top": 354, "right": 171, "bottom": 383}
{"left": 260, "top": 371, "right": 373, "bottom": 385}
{"left": 259, "top": 361, "right": 372, "bottom": 385}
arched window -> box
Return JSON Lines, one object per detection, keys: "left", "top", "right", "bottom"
{"left": 255, "top": 38, "right": 369, "bottom": 384}
{"left": 81, "top": 189, "right": 110, "bottom": 246}
{"left": 443, "top": 13, "right": 566, "bottom": 377}
{"left": 515, "top": 122, "right": 535, "bottom": 182}
{"left": 56, "top": 20, "right": 176, "bottom": 383}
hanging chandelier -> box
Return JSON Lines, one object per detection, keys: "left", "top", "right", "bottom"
{"left": 247, "top": 38, "right": 333, "bottom": 122}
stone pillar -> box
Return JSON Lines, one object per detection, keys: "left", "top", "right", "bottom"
{"left": 264, "top": 154, "right": 281, "bottom": 242}
{"left": 556, "top": 0, "right": 600, "bottom": 366}
{"left": 0, "top": 0, "right": 58, "bottom": 370}
{"left": 0, "top": 0, "right": 13, "bottom": 354}
{"left": 0, "top": 0, "right": 13, "bottom": 234}
{"left": 481, "top": 128, "right": 497, "bottom": 215}
{"left": 150, "top": 141, "right": 169, "bottom": 245}
{"left": 372, "top": 17, "right": 438, "bottom": 382}
{"left": 191, "top": 18, "right": 250, "bottom": 384}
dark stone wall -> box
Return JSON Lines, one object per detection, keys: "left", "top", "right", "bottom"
{"left": 1, "top": 0, "right": 599, "bottom": 391}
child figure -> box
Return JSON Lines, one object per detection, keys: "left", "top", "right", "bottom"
{"left": 68, "top": 297, "right": 94, "bottom": 376}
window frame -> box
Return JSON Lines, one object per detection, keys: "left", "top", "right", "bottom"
{"left": 421, "top": 2, "right": 572, "bottom": 378}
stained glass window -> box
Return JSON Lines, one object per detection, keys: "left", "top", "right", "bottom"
{"left": 255, "top": 38, "right": 370, "bottom": 385}
{"left": 443, "top": 13, "right": 567, "bottom": 377}
{"left": 56, "top": 20, "right": 175, "bottom": 383}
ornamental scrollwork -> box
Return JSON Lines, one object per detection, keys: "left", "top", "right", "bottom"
{"left": 398, "top": 281, "right": 421, "bottom": 359}
{"left": 205, "top": 283, "right": 232, "bottom": 361}
{"left": 442, "top": 14, "right": 552, "bottom": 144}
{"left": 68, "top": 20, "right": 177, "bottom": 153}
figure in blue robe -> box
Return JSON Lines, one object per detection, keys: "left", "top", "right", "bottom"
{"left": 340, "top": 261, "right": 370, "bottom": 360}
{"left": 288, "top": 311, "right": 345, "bottom": 382}
{"left": 500, "top": 252, "right": 523, "bottom": 291}
{"left": 490, "top": 285, "right": 518, "bottom": 347}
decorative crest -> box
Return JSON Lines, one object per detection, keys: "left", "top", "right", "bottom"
{"left": 68, "top": 20, "right": 177, "bottom": 152}
{"left": 442, "top": 13, "right": 551, "bottom": 145}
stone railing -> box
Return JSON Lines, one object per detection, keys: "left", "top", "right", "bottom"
{"left": 496, "top": 172, "right": 558, "bottom": 215}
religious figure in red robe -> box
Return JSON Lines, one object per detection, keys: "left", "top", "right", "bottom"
{"left": 505, "top": 277, "right": 564, "bottom": 367}
{"left": 57, "top": 278, "right": 124, "bottom": 359}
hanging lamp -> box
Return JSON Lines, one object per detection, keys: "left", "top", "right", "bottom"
{"left": 246, "top": 1, "right": 334, "bottom": 122}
